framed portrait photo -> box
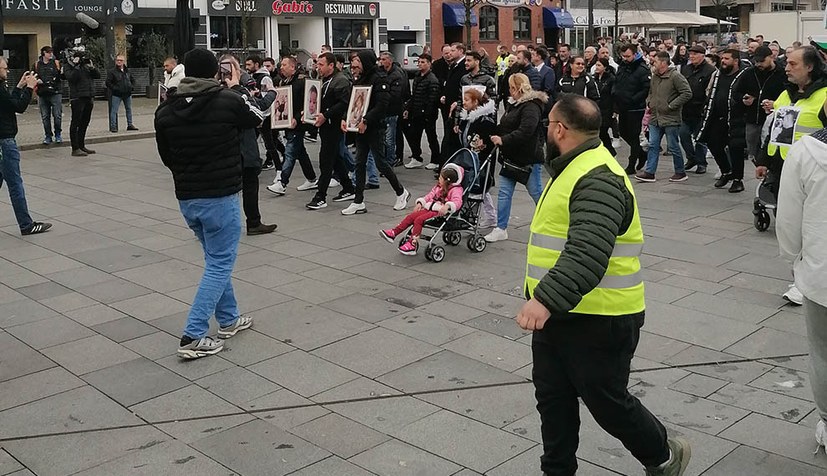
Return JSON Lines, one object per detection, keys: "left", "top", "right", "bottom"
{"left": 769, "top": 106, "right": 800, "bottom": 147}
{"left": 346, "top": 86, "right": 372, "bottom": 132}
{"left": 158, "top": 82, "right": 168, "bottom": 105}
{"left": 270, "top": 86, "right": 293, "bottom": 129}
{"left": 303, "top": 79, "right": 321, "bottom": 125}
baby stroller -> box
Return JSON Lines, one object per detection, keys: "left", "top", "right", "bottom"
{"left": 400, "top": 148, "right": 494, "bottom": 262}
{"left": 753, "top": 170, "right": 779, "bottom": 231}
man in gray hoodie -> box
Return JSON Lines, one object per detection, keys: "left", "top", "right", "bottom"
{"left": 636, "top": 51, "right": 692, "bottom": 183}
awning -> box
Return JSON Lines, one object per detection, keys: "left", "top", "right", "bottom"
{"left": 618, "top": 11, "right": 734, "bottom": 27}
{"left": 543, "top": 8, "right": 574, "bottom": 29}
{"left": 443, "top": 4, "right": 478, "bottom": 28}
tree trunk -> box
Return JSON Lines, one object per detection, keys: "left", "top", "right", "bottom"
{"left": 465, "top": 2, "right": 473, "bottom": 48}
{"left": 716, "top": 18, "right": 721, "bottom": 46}
{"left": 587, "top": 0, "right": 595, "bottom": 47}
{"left": 614, "top": 1, "right": 619, "bottom": 42}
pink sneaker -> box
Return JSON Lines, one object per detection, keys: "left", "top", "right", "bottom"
{"left": 398, "top": 239, "right": 418, "bottom": 256}
{"left": 379, "top": 229, "right": 397, "bottom": 243}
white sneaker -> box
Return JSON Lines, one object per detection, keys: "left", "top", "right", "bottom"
{"left": 484, "top": 227, "right": 508, "bottom": 242}
{"left": 783, "top": 284, "right": 804, "bottom": 306}
{"left": 341, "top": 202, "right": 367, "bottom": 215}
{"left": 424, "top": 162, "right": 439, "bottom": 170}
{"left": 393, "top": 189, "right": 410, "bottom": 211}
{"left": 816, "top": 419, "right": 826, "bottom": 454}
{"left": 296, "top": 179, "right": 318, "bottom": 191}
{"left": 714, "top": 170, "right": 722, "bottom": 180}
{"left": 405, "top": 158, "right": 424, "bottom": 169}
{"left": 330, "top": 178, "right": 341, "bottom": 188}
{"left": 266, "top": 181, "right": 286, "bottom": 195}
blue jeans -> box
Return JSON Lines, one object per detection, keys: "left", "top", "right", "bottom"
{"left": 0, "top": 139, "right": 33, "bottom": 231}
{"left": 282, "top": 130, "right": 316, "bottom": 186}
{"left": 679, "top": 117, "right": 707, "bottom": 166}
{"left": 178, "top": 194, "right": 241, "bottom": 339}
{"left": 645, "top": 124, "right": 685, "bottom": 175}
{"left": 497, "top": 163, "right": 544, "bottom": 230}
{"left": 109, "top": 95, "right": 133, "bottom": 130}
{"left": 38, "top": 94, "right": 62, "bottom": 138}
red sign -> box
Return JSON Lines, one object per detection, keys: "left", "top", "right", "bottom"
{"left": 272, "top": 0, "right": 313, "bottom": 15}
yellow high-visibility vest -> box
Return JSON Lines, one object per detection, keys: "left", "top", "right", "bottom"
{"left": 524, "top": 145, "right": 645, "bottom": 316}
{"left": 766, "top": 87, "right": 827, "bottom": 159}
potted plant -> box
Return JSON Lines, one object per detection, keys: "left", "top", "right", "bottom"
{"left": 138, "top": 32, "right": 170, "bottom": 98}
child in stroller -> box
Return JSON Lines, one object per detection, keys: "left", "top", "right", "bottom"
{"left": 380, "top": 164, "right": 464, "bottom": 256}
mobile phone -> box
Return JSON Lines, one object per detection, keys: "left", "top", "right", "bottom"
{"left": 219, "top": 62, "right": 232, "bottom": 82}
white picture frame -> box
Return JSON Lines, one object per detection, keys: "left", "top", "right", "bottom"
{"left": 270, "top": 86, "right": 293, "bottom": 129}
{"left": 303, "top": 79, "right": 321, "bottom": 125}
{"left": 346, "top": 86, "right": 372, "bottom": 132}
{"left": 769, "top": 106, "right": 800, "bottom": 147}
{"left": 158, "top": 82, "right": 168, "bottom": 105}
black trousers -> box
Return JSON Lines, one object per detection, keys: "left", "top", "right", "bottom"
{"left": 405, "top": 116, "right": 441, "bottom": 162}
{"left": 314, "top": 126, "right": 354, "bottom": 202}
{"left": 532, "top": 313, "right": 669, "bottom": 476}
{"left": 439, "top": 106, "right": 459, "bottom": 167}
{"left": 69, "top": 97, "right": 94, "bottom": 150}
{"left": 260, "top": 126, "right": 284, "bottom": 168}
{"left": 618, "top": 110, "right": 646, "bottom": 169}
{"left": 706, "top": 118, "right": 746, "bottom": 180}
{"left": 242, "top": 167, "right": 262, "bottom": 228}
{"left": 354, "top": 126, "right": 404, "bottom": 204}
{"left": 599, "top": 123, "right": 617, "bottom": 156}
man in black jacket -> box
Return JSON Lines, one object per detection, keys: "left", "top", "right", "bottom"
{"left": 64, "top": 52, "right": 100, "bottom": 156}
{"left": 614, "top": 43, "right": 651, "bottom": 174}
{"left": 404, "top": 54, "right": 441, "bottom": 169}
{"left": 680, "top": 45, "right": 716, "bottom": 174}
{"left": 105, "top": 55, "right": 138, "bottom": 133}
{"left": 438, "top": 43, "right": 467, "bottom": 168}
{"left": 377, "top": 51, "right": 409, "bottom": 167}
{"left": 306, "top": 52, "right": 357, "bottom": 210}
{"left": 155, "top": 48, "right": 265, "bottom": 359}
{"left": 340, "top": 49, "right": 409, "bottom": 216}
{"left": 735, "top": 45, "right": 785, "bottom": 164}
{"left": 33, "top": 46, "right": 63, "bottom": 145}
{"left": 0, "top": 60, "right": 52, "bottom": 235}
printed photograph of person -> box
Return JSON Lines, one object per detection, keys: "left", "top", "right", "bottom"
{"left": 346, "top": 86, "right": 371, "bottom": 132}
{"left": 770, "top": 106, "right": 800, "bottom": 146}
{"left": 303, "top": 79, "right": 321, "bottom": 124}
{"left": 271, "top": 86, "right": 293, "bottom": 129}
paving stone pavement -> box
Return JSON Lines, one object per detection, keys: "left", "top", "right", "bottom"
{"left": 0, "top": 134, "right": 823, "bottom": 475}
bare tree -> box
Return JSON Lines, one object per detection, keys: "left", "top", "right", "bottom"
{"left": 463, "top": 0, "right": 484, "bottom": 49}
{"left": 594, "top": 0, "right": 652, "bottom": 42}
{"left": 708, "top": 0, "right": 737, "bottom": 46}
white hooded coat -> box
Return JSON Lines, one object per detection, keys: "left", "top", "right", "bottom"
{"left": 777, "top": 130, "right": 827, "bottom": 307}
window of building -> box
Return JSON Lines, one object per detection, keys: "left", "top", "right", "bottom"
{"left": 479, "top": 6, "right": 499, "bottom": 41}
{"left": 209, "top": 17, "right": 265, "bottom": 50}
{"left": 513, "top": 7, "right": 531, "bottom": 40}
{"left": 332, "top": 19, "right": 373, "bottom": 49}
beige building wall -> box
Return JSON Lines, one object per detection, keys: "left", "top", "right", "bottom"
{"left": 3, "top": 19, "right": 51, "bottom": 68}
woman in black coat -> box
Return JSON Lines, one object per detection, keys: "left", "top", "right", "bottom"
{"left": 487, "top": 73, "right": 548, "bottom": 243}
{"left": 557, "top": 56, "right": 600, "bottom": 102}
{"left": 593, "top": 58, "right": 617, "bottom": 156}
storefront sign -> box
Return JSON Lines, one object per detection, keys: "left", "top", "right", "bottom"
{"left": 483, "top": 0, "right": 539, "bottom": 7}
{"left": 209, "top": 0, "right": 377, "bottom": 17}
{"left": 568, "top": 9, "right": 616, "bottom": 26}
{"left": 3, "top": 0, "right": 139, "bottom": 17}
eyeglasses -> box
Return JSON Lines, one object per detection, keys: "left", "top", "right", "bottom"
{"left": 549, "top": 120, "right": 569, "bottom": 130}
{"left": 573, "top": 62, "right": 585, "bottom": 66}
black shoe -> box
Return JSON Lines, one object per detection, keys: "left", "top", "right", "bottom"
{"left": 365, "top": 183, "right": 380, "bottom": 190}
{"left": 332, "top": 191, "right": 355, "bottom": 202}
{"left": 714, "top": 173, "right": 732, "bottom": 188}
{"left": 695, "top": 165, "right": 707, "bottom": 175}
{"left": 21, "top": 222, "right": 52, "bottom": 236}
{"left": 306, "top": 198, "right": 327, "bottom": 210}
{"left": 261, "top": 160, "right": 275, "bottom": 171}
{"left": 624, "top": 164, "right": 637, "bottom": 175}
{"left": 71, "top": 149, "right": 87, "bottom": 157}
{"left": 81, "top": 147, "right": 96, "bottom": 154}
{"left": 127, "top": 125, "right": 139, "bottom": 131}
{"left": 110, "top": 128, "right": 117, "bottom": 133}
{"left": 729, "top": 179, "right": 745, "bottom": 193}
{"left": 247, "top": 223, "right": 277, "bottom": 235}
{"left": 684, "top": 160, "right": 698, "bottom": 171}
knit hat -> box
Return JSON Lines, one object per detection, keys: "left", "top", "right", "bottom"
{"left": 183, "top": 48, "right": 218, "bottom": 79}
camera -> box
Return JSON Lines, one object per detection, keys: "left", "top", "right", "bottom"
{"left": 60, "top": 42, "right": 92, "bottom": 67}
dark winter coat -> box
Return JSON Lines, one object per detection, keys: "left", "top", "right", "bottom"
{"left": 0, "top": 81, "right": 33, "bottom": 139}
{"left": 531, "top": 137, "right": 643, "bottom": 322}
{"left": 613, "top": 55, "right": 650, "bottom": 112}
{"left": 384, "top": 62, "right": 410, "bottom": 116}
{"left": 105, "top": 66, "right": 136, "bottom": 98}
{"left": 407, "top": 69, "right": 440, "bottom": 121}
{"left": 459, "top": 70, "right": 497, "bottom": 100}
{"left": 279, "top": 71, "right": 306, "bottom": 129}
{"left": 558, "top": 73, "right": 600, "bottom": 102}
{"left": 353, "top": 49, "right": 390, "bottom": 129}
{"left": 230, "top": 86, "right": 276, "bottom": 168}
{"left": 679, "top": 61, "right": 716, "bottom": 119}
{"left": 594, "top": 69, "right": 616, "bottom": 124}
{"left": 457, "top": 99, "right": 497, "bottom": 163}
{"left": 443, "top": 58, "right": 467, "bottom": 106}
{"left": 319, "top": 70, "right": 352, "bottom": 128}
{"left": 698, "top": 67, "right": 748, "bottom": 144}
{"left": 64, "top": 62, "right": 100, "bottom": 98}
{"left": 154, "top": 78, "right": 267, "bottom": 200}
{"left": 33, "top": 58, "right": 62, "bottom": 96}
{"left": 498, "top": 89, "right": 548, "bottom": 166}
{"left": 733, "top": 64, "right": 786, "bottom": 125}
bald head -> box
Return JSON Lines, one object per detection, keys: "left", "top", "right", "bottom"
{"left": 553, "top": 94, "right": 601, "bottom": 135}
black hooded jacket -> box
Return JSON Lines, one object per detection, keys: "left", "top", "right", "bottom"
{"left": 613, "top": 56, "right": 650, "bottom": 112}
{"left": 155, "top": 78, "right": 267, "bottom": 200}
{"left": 353, "top": 50, "right": 390, "bottom": 129}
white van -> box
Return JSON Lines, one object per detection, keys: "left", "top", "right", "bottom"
{"left": 388, "top": 43, "right": 424, "bottom": 77}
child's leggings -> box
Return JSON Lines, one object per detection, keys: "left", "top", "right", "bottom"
{"left": 393, "top": 210, "right": 440, "bottom": 237}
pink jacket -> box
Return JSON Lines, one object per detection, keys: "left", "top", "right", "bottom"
{"left": 415, "top": 163, "right": 464, "bottom": 213}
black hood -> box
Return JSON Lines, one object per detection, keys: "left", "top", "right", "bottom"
{"left": 357, "top": 49, "right": 378, "bottom": 78}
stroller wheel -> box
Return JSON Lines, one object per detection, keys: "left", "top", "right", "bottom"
{"left": 424, "top": 246, "right": 433, "bottom": 261}
{"left": 429, "top": 245, "right": 445, "bottom": 263}
{"left": 468, "top": 235, "right": 487, "bottom": 252}
{"left": 444, "top": 231, "right": 462, "bottom": 246}
{"left": 754, "top": 211, "right": 771, "bottom": 232}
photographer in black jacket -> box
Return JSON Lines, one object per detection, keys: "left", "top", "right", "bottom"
{"left": 33, "top": 46, "right": 63, "bottom": 145}
{"left": 64, "top": 51, "right": 100, "bottom": 156}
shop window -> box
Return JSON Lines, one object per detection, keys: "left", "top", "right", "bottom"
{"left": 210, "top": 16, "right": 265, "bottom": 50}
{"left": 479, "top": 6, "right": 499, "bottom": 42}
{"left": 332, "top": 19, "right": 373, "bottom": 49}
{"left": 513, "top": 7, "right": 531, "bottom": 41}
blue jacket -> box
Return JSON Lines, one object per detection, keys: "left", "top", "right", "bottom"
{"left": 536, "top": 64, "right": 557, "bottom": 112}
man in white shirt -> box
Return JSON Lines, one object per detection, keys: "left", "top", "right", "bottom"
{"left": 163, "top": 57, "right": 185, "bottom": 89}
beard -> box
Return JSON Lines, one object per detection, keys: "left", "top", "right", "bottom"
{"left": 545, "top": 136, "right": 562, "bottom": 166}
{"left": 722, "top": 64, "right": 734, "bottom": 74}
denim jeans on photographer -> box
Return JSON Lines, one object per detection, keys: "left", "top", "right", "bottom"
{"left": 0, "top": 139, "right": 34, "bottom": 231}
{"left": 497, "top": 163, "right": 544, "bottom": 230}
{"left": 178, "top": 194, "right": 241, "bottom": 339}
{"left": 109, "top": 95, "right": 133, "bottom": 130}
{"left": 38, "top": 94, "right": 62, "bottom": 139}
{"left": 645, "top": 124, "right": 685, "bottom": 175}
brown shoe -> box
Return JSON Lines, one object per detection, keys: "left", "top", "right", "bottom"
{"left": 669, "top": 173, "right": 688, "bottom": 182}
{"left": 247, "top": 223, "right": 277, "bottom": 235}
{"left": 81, "top": 147, "right": 96, "bottom": 154}
{"left": 634, "top": 171, "right": 656, "bottom": 182}
{"left": 71, "top": 149, "right": 87, "bottom": 157}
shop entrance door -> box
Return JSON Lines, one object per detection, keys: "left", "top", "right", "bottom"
{"left": 278, "top": 24, "right": 291, "bottom": 56}
{"left": 4, "top": 35, "right": 30, "bottom": 70}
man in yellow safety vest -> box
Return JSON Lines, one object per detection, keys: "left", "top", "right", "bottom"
{"left": 516, "top": 94, "right": 691, "bottom": 476}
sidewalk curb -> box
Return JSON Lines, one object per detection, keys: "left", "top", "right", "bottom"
{"left": 19, "top": 131, "right": 157, "bottom": 152}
